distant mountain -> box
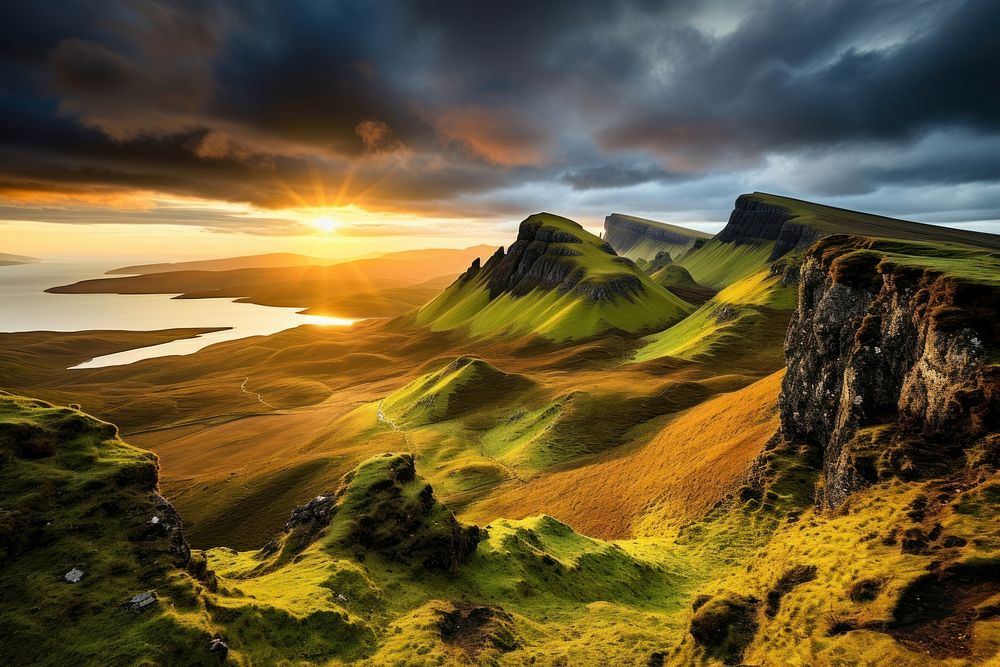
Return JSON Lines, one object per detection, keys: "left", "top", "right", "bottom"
{"left": 635, "top": 192, "right": 1000, "bottom": 364}
{"left": 106, "top": 246, "right": 496, "bottom": 275}
{"left": 416, "top": 212, "right": 692, "bottom": 341}
{"left": 658, "top": 192, "right": 1000, "bottom": 291}
{"left": 47, "top": 245, "right": 495, "bottom": 318}
{"left": 106, "top": 252, "right": 338, "bottom": 274}
{"left": 0, "top": 253, "right": 40, "bottom": 266}
{"left": 718, "top": 192, "right": 1000, "bottom": 260}
{"left": 603, "top": 213, "right": 711, "bottom": 262}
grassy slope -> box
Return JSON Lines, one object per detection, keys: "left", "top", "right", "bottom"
{"left": 9, "top": 392, "right": 993, "bottom": 666}
{"left": 839, "top": 236, "right": 1000, "bottom": 287}
{"left": 668, "top": 471, "right": 1000, "bottom": 666}
{"left": 416, "top": 213, "right": 693, "bottom": 342}
{"left": 380, "top": 357, "right": 530, "bottom": 427}
{"left": 674, "top": 239, "right": 776, "bottom": 290}
{"left": 605, "top": 214, "right": 712, "bottom": 262}
{"left": 467, "top": 370, "right": 784, "bottom": 539}
{"left": 0, "top": 393, "right": 218, "bottom": 666}
{"left": 750, "top": 192, "right": 1000, "bottom": 249}
{"left": 634, "top": 269, "right": 796, "bottom": 363}
{"left": 649, "top": 264, "right": 703, "bottom": 291}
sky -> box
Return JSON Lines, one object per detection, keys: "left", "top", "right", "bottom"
{"left": 2, "top": 0, "right": 999, "bottom": 260}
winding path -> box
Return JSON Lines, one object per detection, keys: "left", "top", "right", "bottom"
{"left": 241, "top": 376, "right": 277, "bottom": 409}
{"left": 376, "top": 398, "right": 526, "bottom": 485}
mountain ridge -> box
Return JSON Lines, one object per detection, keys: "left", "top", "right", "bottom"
{"left": 416, "top": 212, "right": 693, "bottom": 341}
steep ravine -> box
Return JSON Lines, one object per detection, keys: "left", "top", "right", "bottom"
{"left": 778, "top": 235, "right": 999, "bottom": 507}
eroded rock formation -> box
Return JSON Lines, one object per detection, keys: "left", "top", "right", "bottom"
{"left": 779, "top": 236, "right": 999, "bottom": 507}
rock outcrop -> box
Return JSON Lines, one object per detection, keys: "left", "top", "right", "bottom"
{"left": 419, "top": 212, "right": 692, "bottom": 341}
{"left": 778, "top": 236, "right": 999, "bottom": 507}
{"left": 457, "top": 214, "right": 647, "bottom": 303}
{"left": 279, "top": 453, "right": 481, "bottom": 571}
{"left": 603, "top": 213, "right": 710, "bottom": 260}
{"left": 716, "top": 194, "right": 823, "bottom": 261}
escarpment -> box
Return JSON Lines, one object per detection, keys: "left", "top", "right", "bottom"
{"left": 716, "top": 194, "right": 823, "bottom": 261}
{"left": 778, "top": 236, "right": 999, "bottom": 507}
{"left": 419, "top": 212, "right": 692, "bottom": 341}
{"left": 463, "top": 214, "right": 643, "bottom": 303}
{"left": 603, "top": 213, "right": 710, "bottom": 260}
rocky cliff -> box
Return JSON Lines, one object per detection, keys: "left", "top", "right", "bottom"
{"left": 418, "top": 212, "right": 693, "bottom": 341}
{"left": 778, "top": 236, "right": 999, "bottom": 507}
{"left": 716, "top": 194, "right": 824, "bottom": 261}
{"left": 457, "top": 213, "right": 654, "bottom": 303}
{"left": 603, "top": 213, "right": 710, "bottom": 260}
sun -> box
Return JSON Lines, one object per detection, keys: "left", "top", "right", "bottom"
{"left": 311, "top": 216, "right": 337, "bottom": 233}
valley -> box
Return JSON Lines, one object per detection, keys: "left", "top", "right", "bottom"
{"left": 2, "top": 193, "right": 998, "bottom": 665}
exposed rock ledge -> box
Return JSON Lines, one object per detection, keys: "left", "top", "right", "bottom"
{"left": 716, "top": 194, "right": 823, "bottom": 261}
{"left": 778, "top": 236, "right": 998, "bottom": 507}
{"left": 458, "top": 214, "right": 648, "bottom": 304}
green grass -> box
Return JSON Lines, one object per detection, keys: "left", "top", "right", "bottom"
{"left": 633, "top": 269, "right": 796, "bottom": 362}
{"left": 675, "top": 239, "right": 777, "bottom": 289}
{"left": 381, "top": 357, "right": 529, "bottom": 427}
{"left": 416, "top": 213, "right": 693, "bottom": 342}
{"left": 206, "top": 452, "right": 701, "bottom": 665}
{"left": 6, "top": 384, "right": 999, "bottom": 665}
{"left": 649, "top": 264, "right": 703, "bottom": 291}
{"left": 0, "top": 392, "right": 219, "bottom": 666}
{"left": 849, "top": 237, "right": 1000, "bottom": 286}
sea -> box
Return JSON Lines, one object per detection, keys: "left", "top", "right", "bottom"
{"left": 0, "top": 261, "right": 355, "bottom": 369}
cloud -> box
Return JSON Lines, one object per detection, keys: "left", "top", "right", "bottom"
{"left": 354, "top": 119, "right": 404, "bottom": 153}
{"left": 434, "top": 105, "right": 550, "bottom": 166}
{"left": 0, "top": 0, "right": 998, "bottom": 234}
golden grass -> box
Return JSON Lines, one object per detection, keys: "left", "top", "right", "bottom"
{"left": 463, "top": 369, "right": 784, "bottom": 539}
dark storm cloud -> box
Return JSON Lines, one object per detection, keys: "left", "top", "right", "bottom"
{"left": 599, "top": 0, "right": 1000, "bottom": 169}
{"left": 1, "top": 0, "right": 999, "bottom": 232}
{"left": 561, "top": 163, "right": 682, "bottom": 191}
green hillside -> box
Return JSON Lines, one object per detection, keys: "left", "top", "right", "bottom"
{"left": 634, "top": 268, "right": 797, "bottom": 363}
{"left": 0, "top": 393, "right": 214, "bottom": 665}
{"left": 380, "top": 357, "right": 531, "bottom": 427}
{"left": 415, "top": 212, "right": 693, "bottom": 342}
{"left": 674, "top": 240, "right": 776, "bottom": 290}
{"left": 6, "top": 391, "right": 997, "bottom": 665}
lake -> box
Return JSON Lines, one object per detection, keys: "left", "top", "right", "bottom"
{"left": 0, "top": 261, "right": 357, "bottom": 368}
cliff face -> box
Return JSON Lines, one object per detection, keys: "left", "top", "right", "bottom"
{"left": 779, "top": 236, "right": 998, "bottom": 507}
{"left": 716, "top": 194, "right": 823, "bottom": 261}
{"left": 459, "top": 214, "right": 647, "bottom": 303}
{"left": 603, "top": 213, "right": 709, "bottom": 260}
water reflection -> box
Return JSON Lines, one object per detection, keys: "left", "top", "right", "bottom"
{"left": 0, "top": 261, "right": 358, "bottom": 369}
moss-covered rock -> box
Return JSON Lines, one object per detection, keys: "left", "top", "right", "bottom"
{"left": 0, "top": 392, "right": 215, "bottom": 665}
{"left": 689, "top": 591, "right": 760, "bottom": 664}
{"left": 278, "top": 453, "right": 481, "bottom": 571}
